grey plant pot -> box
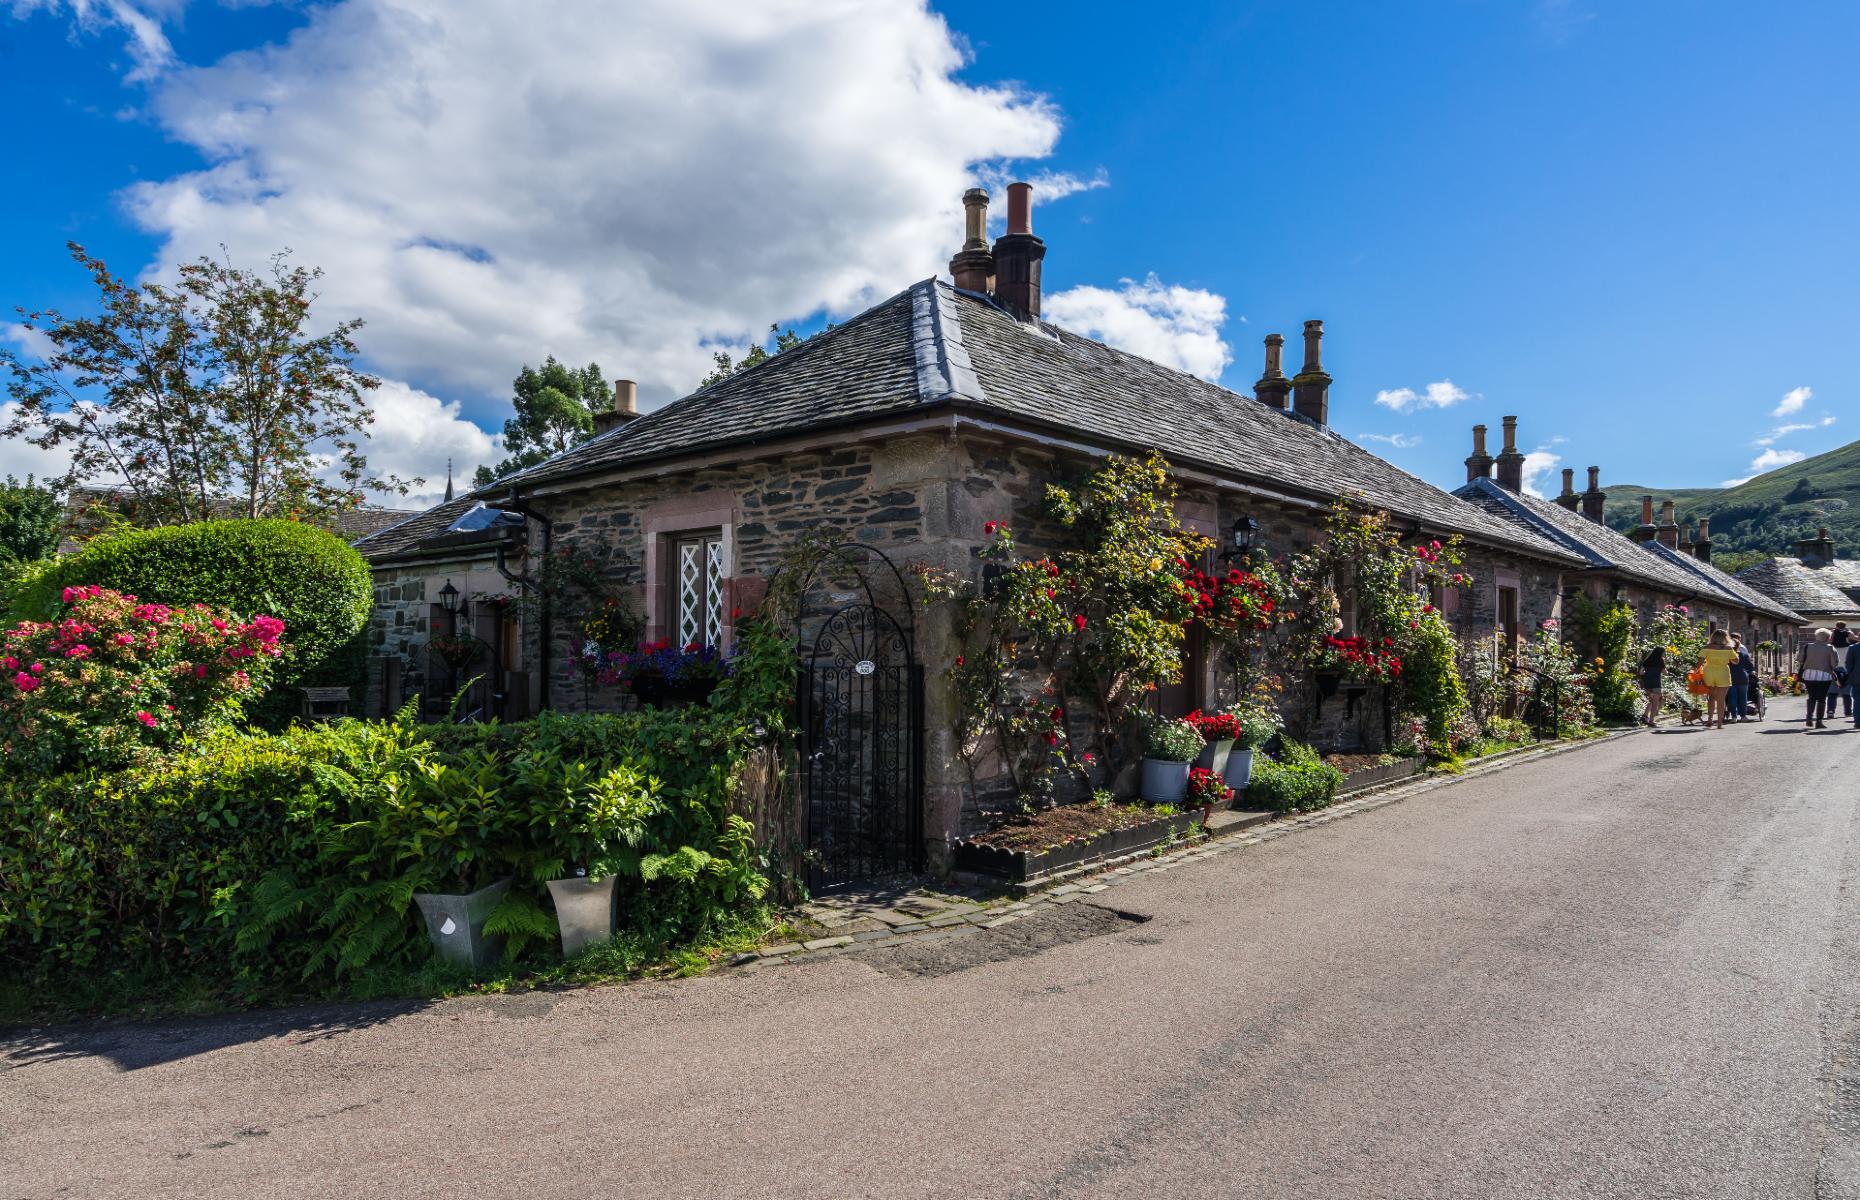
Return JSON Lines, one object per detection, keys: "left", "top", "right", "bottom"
{"left": 1140, "top": 758, "right": 1191, "bottom": 804}
{"left": 546, "top": 874, "right": 618, "bottom": 958}
{"left": 1223, "top": 748, "right": 1255, "bottom": 790}
{"left": 1193, "top": 737, "right": 1234, "bottom": 775}
{"left": 413, "top": 878, "right": 511, "bottom": 971}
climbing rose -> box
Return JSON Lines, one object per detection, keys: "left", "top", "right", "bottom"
{"left": 135, "top": 711, "right": 157, "bottom": 728}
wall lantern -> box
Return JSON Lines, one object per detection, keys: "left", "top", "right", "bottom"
{"left": 1222, "top": 516, "right": 1260, "bottom": 562}
{"left": 438, "top": 579, "right": 461, "bottom": 616}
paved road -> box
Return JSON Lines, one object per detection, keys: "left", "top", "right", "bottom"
{"left": 6, "top": 700, "right": 1860, "bottom": 1199}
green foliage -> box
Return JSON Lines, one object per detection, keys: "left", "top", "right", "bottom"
{"left": 1642, "top": 603, "right": 1710, "bottom": 718}
{"left": 0, "top": 243, "right": 409, "bottom": 524}
{"left": 0, "top": 475, "right": 60, "bottom": 564}
{"left": 1247, "top": 738, "right": 1343, "bottom": 813}
{"left": 1396, "top": 610, "right": 1468, "bottom": 756}
{"left": 10, "top": 520, "right": 372, "bottom": 715}
{"left": 1, "top": 708, "right": 769, "bottom": 1004}
{"left": 1568, "top": 595, "right": 1642, "bottom": 724}
{"left": 1517, "top": 626, "right": 1598, "bottom": 738}
{"left": 1142, "top": 715, "right": 1204, "bottom": 762}
{"left": 699, "top": 324, "right": 804, "bottom": 389}
{"left": 473, "top": 357, "right": 612, "bottom": 486}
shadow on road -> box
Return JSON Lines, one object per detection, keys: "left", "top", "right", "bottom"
{"left": 0, "top": 997, "right": 431, "bottom": 1073}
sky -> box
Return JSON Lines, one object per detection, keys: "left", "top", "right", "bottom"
{"left": 2, "top": 0, "right": 1856, "bottom": 508}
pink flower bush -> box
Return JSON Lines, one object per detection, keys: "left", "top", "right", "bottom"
{"left": 0, "top": 586, "right": 286, "bottom": 773}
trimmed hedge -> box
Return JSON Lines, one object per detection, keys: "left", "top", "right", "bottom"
{"left": 1247, "top": 738, "right": 1344, "bottom": 814}
{"left": 0, "top": 709, "right": 768, "bottom": 999}
{"left": 10, "top": 520, "right": 372, "bottom": 695}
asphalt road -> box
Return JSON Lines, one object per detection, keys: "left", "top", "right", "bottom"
{"left": 7, "top": 698, "right": 1860, "bottom": 1199}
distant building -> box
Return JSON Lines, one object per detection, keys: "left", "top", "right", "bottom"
{"left": 1737, "top": 528, "right": 1860, "bottom": 657}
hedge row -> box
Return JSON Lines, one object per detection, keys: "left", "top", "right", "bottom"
{"left": 0, "top": 709, "right": 768, "bottom": 998}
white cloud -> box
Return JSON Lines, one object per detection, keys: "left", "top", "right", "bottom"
{"left": 6, "top": 0, "right": 177, "bottom": 80}
{"left": 355, "top": 380, "right": 501, "bottom": 509}
{"left": 975, "top": 165, "right": 1108, "bottom": 205}
{"left": 1043, "top": 274, "right": 1232, "bottom": 381}
{"left": 1822, "top": 415, "right": 1839, "bottom": 427}
{"left": 1772, "top": 386, "right": 1812, "bottom": 417}
{"left": 1756, "top": 422, "right": 1815, "bottom": 446}
{"left": 2, "top": 322, "right": 59, "bottom": 361}
{"left": 0, "top": 402, "right": 76, "bottom": 484}
{"left": 1520, "top": 449, "right": 1561, "bottom": 499}
{"left": 1720, "top": 476, "right": 1752, "bottom": 488}
{"left": 1358, "top": 432, "right": 1421, "bottom": 450}
{"left": 1748, "top": 447, "right": 1805, "bottom": 475}
{"left": 108, "top": 0, "right": 1072, "bottom": 420}
{"left": 1374, "top": 379, "right": 1471, "bottom": 414}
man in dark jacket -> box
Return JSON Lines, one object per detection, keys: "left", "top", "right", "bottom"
{"left": 1848, "top": 636, "right": 1860, "bottom": 729}
{"left": 1837, "top": 622, "right": 1855, "bottom": 718}
{"left": 1729, "top": 633, "right": 1756, "bottom": 721}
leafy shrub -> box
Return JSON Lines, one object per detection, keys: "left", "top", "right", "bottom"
{"left": 1246, "top": 738, "right": 1343, "bottom": 813}
{"left": 0, "top": 708, "right": 769, "bottom": 1001}
{"left": 0, "top": 586, "right": 283, "bottom": 774}
{"left": 9, "top": 520, "right": 371, "bottom": 709}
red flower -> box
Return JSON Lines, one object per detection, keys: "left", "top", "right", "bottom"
{"left": 135, "top": 711, "right": 157, "bottom": 728}
{"left": 954, "top": 655, "right": 965, "bottom": 666}
{"left": 1072, "top": 614, "right": 1087, "bottom": 631}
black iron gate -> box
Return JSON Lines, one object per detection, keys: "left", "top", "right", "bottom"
{"left": 798, "top": 601, "right": 924, "bottom": 891}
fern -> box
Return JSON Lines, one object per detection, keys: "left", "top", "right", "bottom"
{"left": 483, "top": 890, "right": 556, "bottom": 960}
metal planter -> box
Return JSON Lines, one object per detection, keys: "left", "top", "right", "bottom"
{"left": 412, "top": 878, "right": 511, "bottom": 971}
{"left": 1140, "top": 758, "right": 1190, "bottom": 804}
{"left": 545, "top": 874, "right": 619, "bottom": 958}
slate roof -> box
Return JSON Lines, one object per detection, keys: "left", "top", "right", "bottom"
{"left": 1452, "top": 477, "right": 1785, "bottom": 616}
{"left": 352, "top": 495, "right": 505, "bottom": 562}
{"left": 1736, "top": 557, "right": 1860, "bottom": 621}
{"left": 490, "top": 279, "right": 1583, "bottom": 566}
{"left": 1639, "top": 540, "right": 1804, "bottom": 625}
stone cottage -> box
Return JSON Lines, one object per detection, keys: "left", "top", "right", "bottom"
{"left": 1737, "top": 528, "right": 1860, "bottom": 668}
{"left": 358, "top": 182, "right": 1610, "bottom": 879}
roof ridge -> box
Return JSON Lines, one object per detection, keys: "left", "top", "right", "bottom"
{"left": 913, "top": 280, "right": 985, "bottom": 404}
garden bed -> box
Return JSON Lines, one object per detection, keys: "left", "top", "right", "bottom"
{"left": 1326, "top": 754, "right": 1425, "bottom": 797}
{"left": 952, "top": 804, "right": 1203, "bottom": 885}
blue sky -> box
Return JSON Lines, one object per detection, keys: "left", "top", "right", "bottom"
{"left": 3, "top": 1, "right": 1856, "bottom": 504}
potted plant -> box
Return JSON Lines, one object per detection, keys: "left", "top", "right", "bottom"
{"left": 1185, "top": 766, "right": 1235, "bottom": 825}
{"left": 1183, "top": 709, "right": 1239, "bottom": 776}
{"left": 1140, "top": 715, "right": 1202, "bottom": 803}
{"left": 413, "top": 877, "right": 512, "bottom": 971}
{"left": 598, "top": 639, "right": 730, "bottom": 708}
{"left": 534, "top": 762, "right": 661, "bottom": 958}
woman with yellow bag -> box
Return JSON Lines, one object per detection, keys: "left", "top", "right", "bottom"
{"left": 1697, "top": 628, "right": 1737, "bottom": 730}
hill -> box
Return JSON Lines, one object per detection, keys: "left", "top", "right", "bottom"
{"left": 1600, "top": 438, "right": 1860, "bottom": 572}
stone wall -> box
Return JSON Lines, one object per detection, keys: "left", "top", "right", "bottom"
{"left": 362, "top": 555, "right": 512, "bottom": 719}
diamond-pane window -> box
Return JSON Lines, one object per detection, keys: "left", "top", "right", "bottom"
{"left": 672, "top": 531, "right": 725, "bottom": 647}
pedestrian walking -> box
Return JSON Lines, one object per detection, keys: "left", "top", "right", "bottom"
{"left": 1799, "top": 629, "right": 1841, "bottom": 730}
{"left": 1729, "top": 633, "right": 1755, "bottom": 721}
{"left": 1835, "top": 622, "right": 1854, "bottom": 718}
{"left": 1847, "top": 635, "right": 1860, "bottom": 730}
{"left": 1639, "top": 641, "right": 1667, "bottom": 728}
{"left": 1699, "top": 629, "right": 1737, "bottom": 730}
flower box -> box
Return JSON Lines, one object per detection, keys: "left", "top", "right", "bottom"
{"left": 1331, "top": 755, "right": 1424, "bottom": 797}
{"left": 951, "top": 809, "right": 1203, "bottom": 885}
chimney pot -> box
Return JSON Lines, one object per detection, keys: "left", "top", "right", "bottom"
{"left": 1580, "top": 465, "right": 1606, "bottom": 523}
{"left": 1655, "top": 500, "right": 1680, "bottom": 549}
{"left": 1632, "top": 494, "right": 1656, "bottom": 542}
{"left": 990, "top": 182, "right": 1046, "bottom": 320}
{"left": 593, "top": 378, "right": 642, "bottom": 436}
{"left": 1694, "top": 516, "right": 1714, "bottom": 564}
{"left": 1493, "top": 416, "right": 1526, "bottom": 492}
{"left": 1555, "top": 468, "right": 1579, "bottom": 510}
{"left": 1255, "top": 334, "right": 1291, "bottom": 410}
{"left": 1291, "top": 319, "right": 1332, "bottom": 426}
{"left": 1464, "top": 424, "right": 1495, "bottom": 482}
{"left": 949, "top": 188, "right": 996, "bottom": 292}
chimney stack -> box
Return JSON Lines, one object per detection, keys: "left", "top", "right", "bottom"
{"left": 1255, "top": 334, "right": 1291, "bottom": 410}
{"left": 1656, "top": 499, "right": 1680, "bottom": 549}
{"left": 1694, "top": 516, "right": 1714, "bottom": 564}
{"left": 948, "top": 188, "right": 995, "bottom": 293}
{"left": 1291, "top": 320, "right": 1331, "bottom": 426}
{"left": 1678, "top": 523, "right": 1695, "bottom": 554}
{"left": 1580, "top": 466, "right": 1606, "bottom": 523}
{"left": 991, "top": 181, "right": 1046, "bottom": 321}
{"left": 1464, "top": 425, "right": 1495, "bottom": 482}
{"left": 1555, "top": 468, "right": 1579, "bottom": 510}
{"left": 593, "top": 379, "right": 641, "bottom": 437}
{"left": 1633, "top": 495, "right": 1657, "bottom": 543}
{"left": 1494, "top": 415, "right": 1526, "bottom": 492}
{"left": 1794, "top": 526, "right": 1836, "bottom": 565}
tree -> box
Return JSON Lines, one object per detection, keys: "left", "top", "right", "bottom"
{"left": 0, "top": 243, "right": 411, "bottom": 525}
{"left": 0, "top": 476, "right": 61, "bottom": 563}
{"left": 472, "top": 357, "right": 610, "bottom": 487}
{"left": 698, "top": 324, "right": 804, "bottom": 389}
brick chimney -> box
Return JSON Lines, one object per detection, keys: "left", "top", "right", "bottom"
{"left": 1656, "top": 499, "right": 1680, "bottom": 549}
{"left": 1494, "top": 416, "right": 1526, "bottom": 492}
{"left": 1795, "top": 526, "right": 1836, "bottom": 565}
{"left": 1291, "top": 320, "right": 1331, "bottom": 426}
{"left": 948, "top": 188, "right": 995, "bottom": 293}
{"left": 1464, "top": 425, "right": 1494, "bottom": 482}
{"left": 1693, "top": 516, "right": 1714, "bottom": 564}
{"left": 1580, "top": 466, "right": 1606, "bottom": 523}
{"left": 991, "top": 182, "right": 1046, "bottom": 321}
{"left": 1255, "top": 334, "right": 1291, "bottom": 410}
{"left": 593, "top": 379, "right": 641, "bottom": 437}
{"left": 1554, "top": 468, "right": 1579, "bottom": 510}
{"left": 1678, "top": 522, "right": 1694, "bottom": 554}
{"left": 1632, "top": 495, "right": 1657, "bottom": 543}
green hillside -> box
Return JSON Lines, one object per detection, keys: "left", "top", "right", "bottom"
{"left": 1600, "top": 438, "right": 1860, "bottom": 572}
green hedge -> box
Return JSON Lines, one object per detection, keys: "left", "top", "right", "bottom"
{"left": 0, "top": 709, "right": 768, "bottom": 1000}
{"left": 11, "top": 520, "right": 372, "bottom": 709}
{"left": 1247, "top": 739, "right": 1343, "bottom": 814}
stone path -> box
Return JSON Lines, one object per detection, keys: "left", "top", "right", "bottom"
{"left": 745, "top": 731, "right": 1635, "bottom": 969}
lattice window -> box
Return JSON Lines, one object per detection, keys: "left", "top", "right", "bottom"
{"left": 672, "top": 531, "right": 725, "bottom": 647}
